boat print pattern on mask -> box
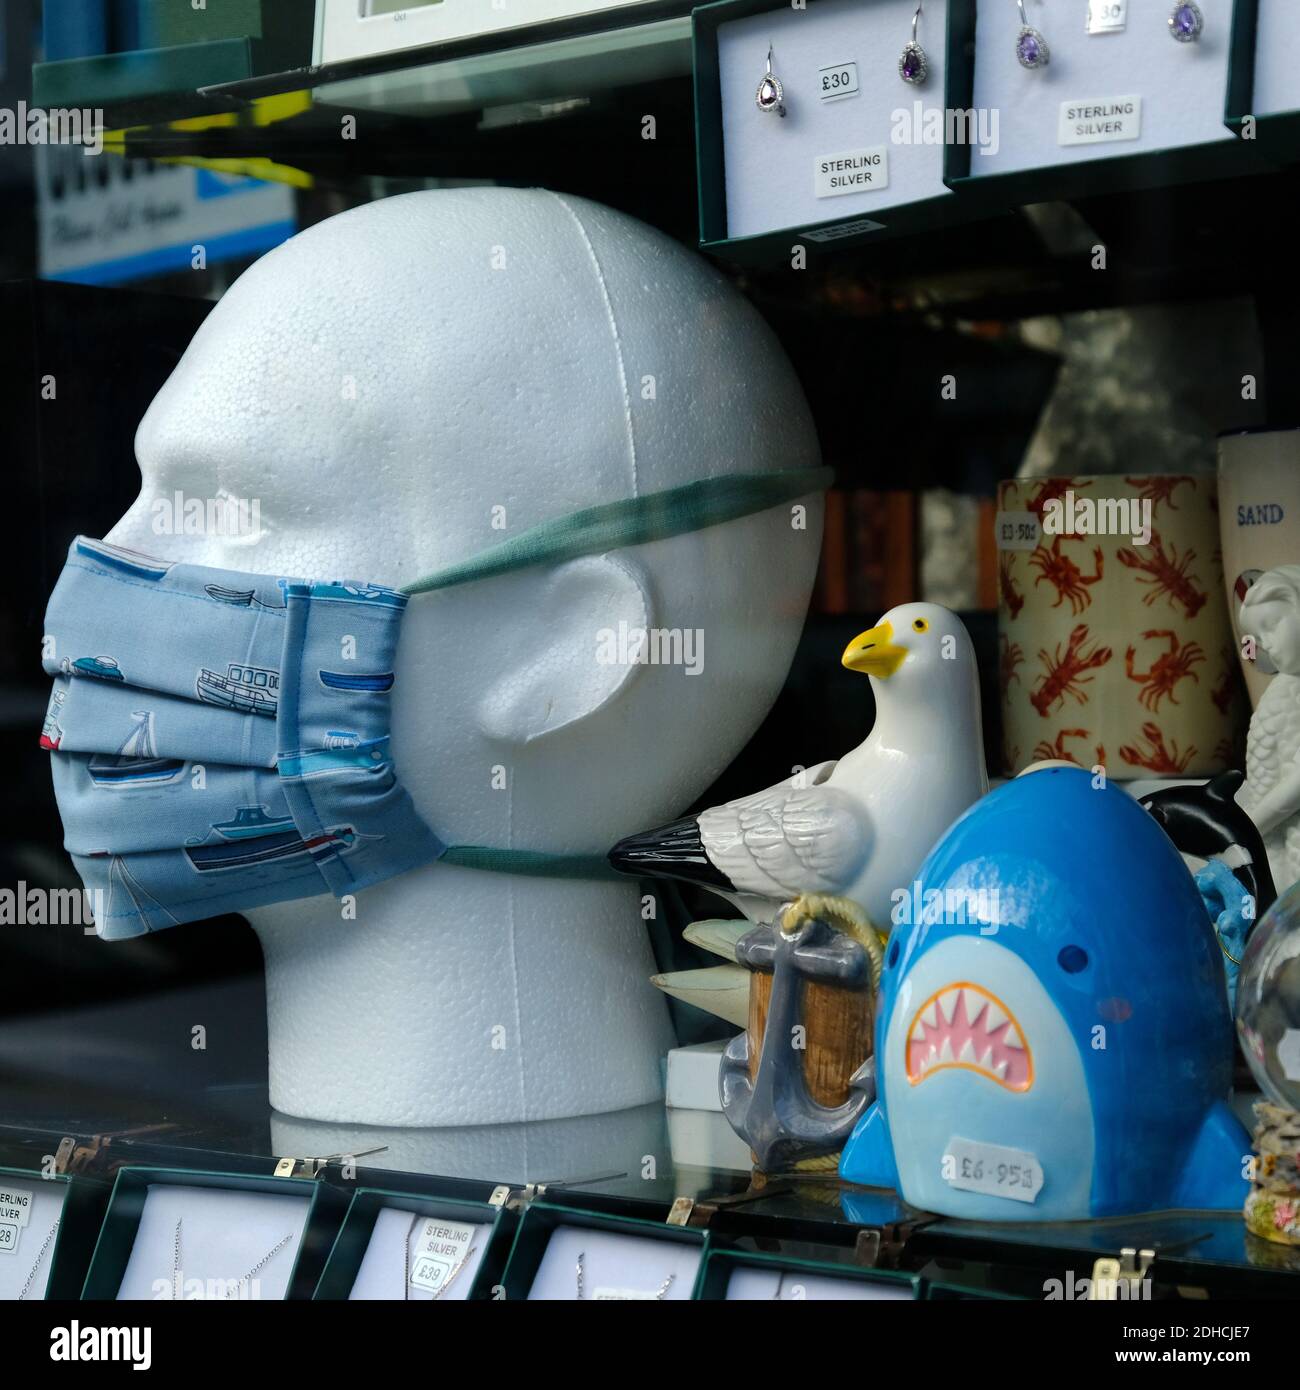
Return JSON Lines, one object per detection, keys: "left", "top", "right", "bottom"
{"left": 88, "top": 710, "right": 185, "bottom": 787}
{"left": 196, "top": 662, "right": 280, "bottom": 718}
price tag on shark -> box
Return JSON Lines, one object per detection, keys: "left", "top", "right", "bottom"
{"left": 944, "top": 1137, "right": 1043, "bottom": 1204}
{"left": 0, "top": 1186, "right": 33, "bottom": 1231}
{"left": 409, "top": 1218, "right": 476, "bottom": 1294}
{"left": 994, "top": 511, "right": 1041, "bottom": 552}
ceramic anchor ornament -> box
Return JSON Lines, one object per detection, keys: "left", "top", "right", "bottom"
{"left": 719, "top": 896, "right": 881, "bottom": 1172}
{"left": 609, "top": 602, "right": 988, "bottom": 933}
{"left": 839, "top": 767, "right": 1250, "bottom": 1220}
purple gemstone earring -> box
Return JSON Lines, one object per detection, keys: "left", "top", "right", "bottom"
{"left": 899, "top": 2, "right": 929, "bottom": 86}
{"left": 1015, "top": 0, "right": 1050, "bottom": 69}
{"left": 1169, "top": 2, "right": 1204, "bottom": 41}
{"left": 755, "top": 44, "right": 786, "bottom": 117}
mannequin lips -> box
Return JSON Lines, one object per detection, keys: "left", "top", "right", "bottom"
{"left": 905, "top": 982, "right": 1032, "bottom": 1091}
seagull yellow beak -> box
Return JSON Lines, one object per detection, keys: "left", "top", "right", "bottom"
{"left": 842, "top": 621, "right": 907, "bottom": 678}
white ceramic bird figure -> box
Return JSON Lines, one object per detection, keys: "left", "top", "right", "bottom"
{"left": 1237, "top": 566, "right": 1300, "bottom": 895}
{"left": 609, "top": 601, "right": 988, "bottom": 933}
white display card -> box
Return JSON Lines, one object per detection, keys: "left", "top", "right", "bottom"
{"left": 115, "top": 1184, "right": 311, "bottom": 1301}
{"left": 1252, "top": 1, "right": 1300, "bottom": 118}
{"left": 727, "top": 1266, "right": 915, "bottom": 1300}
{"left": 527, "top": 1226, "right": 701, "bottom": 1301}
{"left": 0, "top": 1182, "right": 65, "bottom": 1301}
{"left": 969, "top": 0, "right": 1234, "bottom": 178}
{"left": 349, "top": 1207, "right": 490, "bottom": 1301}
{"left": 718, "top": 0, "right": 956, "bottom": 239}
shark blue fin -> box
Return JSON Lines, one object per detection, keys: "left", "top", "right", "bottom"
{"left": 839, "top": 1101, "right": 900, "bottom": 1190}
{"left": 1172, "top": 1100, "right": 1251, "bottom": 1212}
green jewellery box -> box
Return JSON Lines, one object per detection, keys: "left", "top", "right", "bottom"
{"left": 0, "top": 1166, "right": 109, "bottom": 1302}
{"left": 697, "top": 1245, "right": 922, "bottom": 1301}
{"left": 1225, "top": 1, "right": 1300, "bottom": 149}
{"left": 946, "top": 0, "right": 1272, "bottom": 204}
{"left": 501, "top": 1200, "right": 709, "bottom": 1301}
{"left": 81, "top": 1167, "right": 345, "bottom": 1302}
{"left": 694, "top": 0, "right": 985, "bottom": 262}
{"left": 314, "top": 1186, "right": 517, "bottom": 1301}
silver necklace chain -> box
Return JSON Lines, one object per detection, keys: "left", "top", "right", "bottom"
{"left": 170, "top": 1217, "right": 293, "bottom": 1300}
{"left": 575, "top": 1250, "right": 675, "bottom": 1300}
{"left": 402, "top": 1213, "right": 478, "bottom": 1300}
{"left": 18, "top": 1220, "right": 60, "bottom": 1301}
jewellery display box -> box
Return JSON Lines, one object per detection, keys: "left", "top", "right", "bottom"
{"left": 81, "top": 1168, "right": 345, "bottom": 1301}
{"left": 313, "top": 0, "right": 681, "bottom": 65}
{"left": 1225, "top": 1, "right": 1300, "bottom": 148}
{"left": 948, "top": 0, "right": 1267, "bottom": 203}
{"left": 699, "top": 1246, "right": 922, "bottom": 1300}
{"left": 694, "top": 0, "right": 981, "bottom": 261}
{"left": 314, "top": 1186, "right": 516, "bottom": 1300}
{"left": 501, "top": 1201, "right": 707, "bottom": 1300}
{"left": 0, "top": 1167, "right": 109, "bottom": 1302}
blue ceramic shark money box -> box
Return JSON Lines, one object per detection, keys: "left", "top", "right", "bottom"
{"left": 839, "top": 767, "right": 1249, "bottom": 1220}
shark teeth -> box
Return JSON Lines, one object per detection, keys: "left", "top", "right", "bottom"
{"left": 904, "top": 983, "right": 1033, "bottom": 1092}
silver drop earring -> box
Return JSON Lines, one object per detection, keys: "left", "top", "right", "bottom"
{"left": 1015, "top": 0, "right": 1050, "bottom": 68}
{"left": 899, "top": 2, "right": 929, "bottom": 85}
{"left": 1168, "top": 2, "right": 1203, "bottom": 41}
{"left": 756, "top": 44, "right": 786, "bottom": 116}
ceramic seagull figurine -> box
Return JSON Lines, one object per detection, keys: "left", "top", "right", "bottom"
{"left": 608, "top": 601, "right": 988, "bottom": 930}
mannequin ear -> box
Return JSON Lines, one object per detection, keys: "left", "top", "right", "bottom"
{"left": 476, "top": 554, "right": 654, "bottom": 745}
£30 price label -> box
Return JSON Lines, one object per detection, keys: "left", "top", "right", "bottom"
{"left": 817, "top": 62, "right": 859, "bottom": 101}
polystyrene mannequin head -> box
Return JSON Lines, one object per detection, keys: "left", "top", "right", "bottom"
{"left": 101, "top": 188, "right": 824, "bottom": 1126}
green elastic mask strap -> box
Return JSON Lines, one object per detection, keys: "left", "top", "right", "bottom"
{"left": 400, "top": 465, "right": 834, "bottom": 596}
{"left": 418, "top": 464, "right": 833, "bottom": 880}
{"left": 438, "top": 845, "right": 624, "bottom": 880}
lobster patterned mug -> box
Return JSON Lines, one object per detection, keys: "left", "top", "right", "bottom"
{"left": 996, "top": 474, "right": 1243, "bottom": 779}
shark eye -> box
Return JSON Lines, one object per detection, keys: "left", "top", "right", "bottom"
{"left": 887, "top": 938, "right": 900, "bottom": 969}
{"left": 1058, "top": 945, "right": 1089, "bottom": 974}
{"left": 912, "top": 617, "right": 929, "bottom": 633}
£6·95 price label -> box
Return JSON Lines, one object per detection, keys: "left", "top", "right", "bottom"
{"left": 943, "top": 1137, "right": 1043, "bottom": 1204}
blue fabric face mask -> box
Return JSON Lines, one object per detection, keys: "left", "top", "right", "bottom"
{"left": 41, "top": 467, "right": 830, "bottom": 939}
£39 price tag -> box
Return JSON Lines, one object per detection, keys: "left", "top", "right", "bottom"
{"left": 994, "top": 510, "right": 1041, "bottom": 552}
{"left": 943, "top": 1137, "right": 1043, "bottom": 1204}
{"left": 409, "top": 1219, "right": 477, "bottom": 1294}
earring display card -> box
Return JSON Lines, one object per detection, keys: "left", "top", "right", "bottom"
{"left": 726, "top": 1266, "right": 917, "bottom": 1299}
{"left": 348, "top": 1207, "right": 491, "bottom": 1301}
{"left": 715, "top": 0, "right": 957, "bottom": 241}
{"left": 115, "top": 1184, "right": 311, "bottom": 1301}
{"left": 1250, "top": 1, "right": 1300, "bottom": 116}
{"left": 528, "top": 1226, "right": 702, "bottom": 1300}
{"left": 0, "top": 1179, "right": 65, "bottom": 1301}
{"left": 966, "top": 0, "right": 1238, "bottom": 183}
